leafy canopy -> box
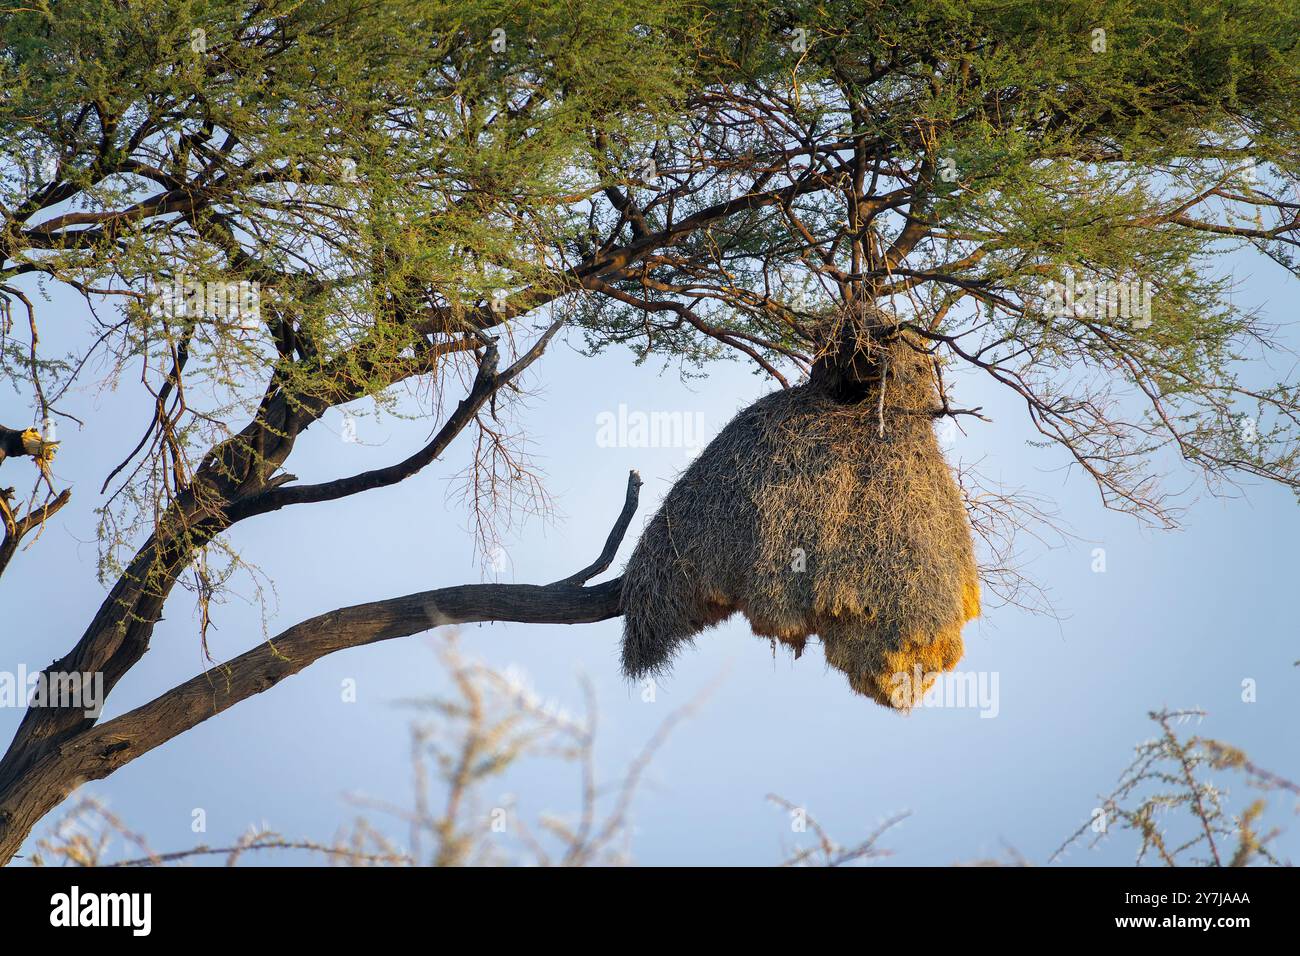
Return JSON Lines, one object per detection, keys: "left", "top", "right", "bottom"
{"left": 2, "top": 0, "right": 1299, "bottom": 562}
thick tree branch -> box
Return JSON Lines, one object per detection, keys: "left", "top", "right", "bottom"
{"left": 0, "top": 470, "right": 640, "bottom": 864}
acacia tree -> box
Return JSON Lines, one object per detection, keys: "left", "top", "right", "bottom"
{"left": 1, "top": 0, "right": 1299, "bottom": 863}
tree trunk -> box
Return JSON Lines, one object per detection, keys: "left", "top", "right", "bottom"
{"left": 0, "top": 468, "right": 641, "bottom": 865}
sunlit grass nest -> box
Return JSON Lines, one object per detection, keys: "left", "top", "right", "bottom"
{"left": 620, "top": 336, "right": 980, "bottom": 708}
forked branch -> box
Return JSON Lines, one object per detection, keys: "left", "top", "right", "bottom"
{"left": 0, "top": 469, "right": 642, "bottom": 863}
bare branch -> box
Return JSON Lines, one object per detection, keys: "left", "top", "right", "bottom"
{"left": 552, "top": 470, "right": 643, "bottom": 586}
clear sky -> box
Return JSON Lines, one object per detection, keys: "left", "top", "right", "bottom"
{"left": 2, "top": 243, "right": 1296, "bottom": 866}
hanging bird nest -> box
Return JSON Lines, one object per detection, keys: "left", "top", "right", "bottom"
{"left": 619, "top": 332, "right": 980, "bottom": 708}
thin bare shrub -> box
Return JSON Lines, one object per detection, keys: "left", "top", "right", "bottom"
{"left": 1053, "top": 709, "right": 1299, "bottom": 866}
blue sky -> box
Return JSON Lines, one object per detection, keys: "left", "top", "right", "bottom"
{"left": 2, "top": 244, "right": 1297, "bottom": 866}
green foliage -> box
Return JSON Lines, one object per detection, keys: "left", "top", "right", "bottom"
{"left": 3, "top": 0, "right": 1300, "bottom": 556}
{"left": 1, "top": 0, "right": 696, "bottom": 562}
{"left": 573, "top": 0, "right": 1300, "bottom": 520}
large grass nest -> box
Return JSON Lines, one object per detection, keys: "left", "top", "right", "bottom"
{"left": 620, "top": 335, "right": 980, "bottom": 708}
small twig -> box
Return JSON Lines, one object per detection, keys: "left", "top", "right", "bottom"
{"left": 876, "top": 354, "right": 889, "bottom": 438}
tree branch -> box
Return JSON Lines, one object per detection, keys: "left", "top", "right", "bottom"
{"left": 0, "top": 469, "right": 641, "bottom": 863}
{"left": 553, "top": 470, "right": 642, "bottom": 586}
{"left": 0, "top": 488, "right": 72, "bottom": 581}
